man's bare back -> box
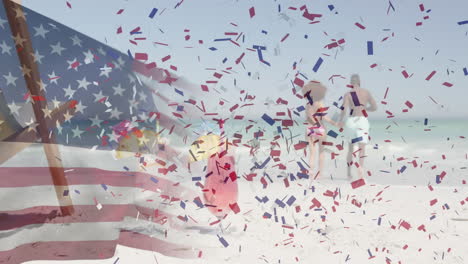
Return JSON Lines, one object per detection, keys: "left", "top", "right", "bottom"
{"left": 343, "top": 87, "right": 377, "bottom": 117}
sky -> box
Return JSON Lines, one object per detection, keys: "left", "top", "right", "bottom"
{"left": 16, "top": 0, "right": 468, "bottom": 120}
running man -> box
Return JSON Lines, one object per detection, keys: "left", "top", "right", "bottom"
{"left": 338, "top": 74, "right": 377, "bottom": 179}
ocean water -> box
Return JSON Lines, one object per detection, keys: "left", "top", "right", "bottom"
{"left": 181, "top": 118, "right": 468, "bottom": 186}
{"left": 19, "top": 118, "right": 468, "bottom": 187}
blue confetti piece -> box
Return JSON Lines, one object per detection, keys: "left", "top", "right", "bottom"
{"left": 299, "top": 72, "right": 309, "bottom": 80}
{"left": 123, "top": 166, "right": 129, "bottom": 171}
{"left": 378, "top": 217, "right": 382, "bottom": 225}
{"left": 174, "top": 88, "right": 184, "bottom": 96}
{"left": 176, "top": 105, "right": 184, "bottom": 111}
{"left": 262, "top": 196, "right": 269, "bottom": 203}
{"left": 328, "top": 5, "right": 335, "bottom": 11}
{"left": 430, "top": 215, "right": 436, "bottom": 220}
{"left": 253, "top": 45, "right": 266, "bottom": 50}
{"left": 277, "top": 126, "right": 282, "bottom": 134}
{"left": 193, "top": 197, "right": 204, "bottom": 208}
{"left": 261, "top": 113, "right": 275, "bottom": 126}
{"left": 424, "top": 118, "right": 428, "bottom": 125}
{"left": 304, "top": 34, "right": 308, "bottom": 39}
{"left": 290, "top": 173, "right": 297, "bottom": 181}
{"left": 327, "top": 130, "right": 338, "bottom": 138}
{"left": 149, "top": 8, "right": 158, "bottom": 18}
{"left": 113, "top": 257, "right": 120, "bottom": 264}
{"left": 297, "top": 161, "right": 307, "bottom": 171}
{"left": 286, "top": 196, "right": 296, "bottom": 206}
{"left": 127, "top": 49, "right": 133, "bottom": 60}
{"left": 150, "top": 177, "right": 159, "bottom": 184}
{"left": 192, "top": 176, "right": 201, "bottom": 181}
{"left": 209, "top": 47, "right": 217, "bottom": 51}
{"left": 180, "top": 201, "right": 186, "bottom": 209}
{"left": 463, "top": 67, "right": 468, "bottom": 76}
{"left": 436, "top": 175, "right": 441, "bottom": 184}
{"left": 261, "top": 30, "right": 268, "bottom": 34}
{"left": 400, "top": 165, "right": 407, "bottom": 173}
{"left": 297, "top": 172, "right": 309, "bottom": 179}
{"left": 444, "top": 203, "right": 450, "bottom": 209}
{"left": 281, "top": 216, "right": 286, "bottom": 224}
{"left": 351, "top": 136, "right": 363, "bottom": 143}
{"left": 74, "top": 190, "right": 80, "bottom": 194}
{"left": 457, "top": 20, "right": 468, "bottom": 25}
{"left": 107, "top": 50, "right": 119, "bottom": 60}
{"left": 222, "top": 57, "right": 228, "bottom": 63}
{"left": 101, "top": 184, "right": 108, "bottom": 191}
{"left": 312, "top": 57, "right": 323, "bottom": 72}
{"left": 214, "top": 38, "right": 231, "bottom": 42}
{"left": 278, "top": 4, "right": 281, "bottom": 12}
{"left": 367, "top": 41, "right": 374, "bottom": 55}
{"left": 63, "top": 190, "right": 69, "bottom": 196}
{"left": 296, "top": 105, "right": 305, "bottom": 112}
{"left": 275, "top": 199, "right": 286, "bottom": 208}
{"left": 263, "top": 212, "right": 272, "bottom": 219}
{"left": 260, "top": 59, "right": 271, "bottom": 66}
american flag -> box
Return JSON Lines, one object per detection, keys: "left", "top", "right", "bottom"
{"left": 0, "top": 1, "right": 229, "bottom": 263}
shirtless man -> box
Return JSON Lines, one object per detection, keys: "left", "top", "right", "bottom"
{"left": 338, "top": 74, "right": 377, "bottom": 179}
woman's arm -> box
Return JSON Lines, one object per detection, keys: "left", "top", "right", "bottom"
{"left": 338, "top": 93, "right": 350, "bottom": 125}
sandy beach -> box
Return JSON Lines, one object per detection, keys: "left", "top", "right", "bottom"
{"left": 2, "top": 142, "right": 466, "bottom": 264}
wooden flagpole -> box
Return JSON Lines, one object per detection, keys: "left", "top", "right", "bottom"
{"left": 3, "top": 0, "right": 74, "bottom": 216}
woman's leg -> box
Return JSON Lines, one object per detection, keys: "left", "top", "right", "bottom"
{"left": 317, "top": 143, "right": 325, "bottom": 180}
{"left": 308, "top": 137, "right": 316, "bottom": 176}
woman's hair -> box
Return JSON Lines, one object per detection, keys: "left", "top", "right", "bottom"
{"left": 302, "top": 81, "right": 327, "bottom": 102}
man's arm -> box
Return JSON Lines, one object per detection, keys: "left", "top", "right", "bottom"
{"left": 366, "top": 91, "right": 378, "bottom": 112}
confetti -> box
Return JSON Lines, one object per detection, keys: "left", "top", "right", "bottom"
{"left": 312, "top": 57, "right": 323, "bottom": 72}
{"left": 367, "top": 41, "right": 373, "bottom": 55}
{"left": 149, "top": 8, "right": 158, "bottom": 19}
{"left": 261, "top": 113, "right": 276, "bottom": 126}
{"left": 249, "top": 7, "right": 255, "bottom": 18}
{"left": 355, "top": 22, "right": 366, "bottom": 29}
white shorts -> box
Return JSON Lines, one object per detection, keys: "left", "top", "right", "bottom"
{"left": 344, "top": 116, "right": 370, "bottom": 144}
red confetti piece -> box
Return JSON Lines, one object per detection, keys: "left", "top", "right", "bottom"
{"left": 351, "top": 178, "right": 366, "bottom": 189}
{"left": 249, "top": 7, "right": 255, "bottom": 18}
{"left": 405, "top": 101, "right": 413, "bottom": 109}
{"left": 425, "top": 70, "right": 436, "bottom": 80}
{"left": 419, "top": 4, "right": 425, "bottom": 11}
{"left": 116, "top": 9, "right": 124, "bottom": 14}
{"left": 293, "top": 77, "right": 304, "bottom": 88}
{"left": 71, "top": 61, "right": 80, "bottom": 69}
{"left": 402, "top": 70, "right": 409, "bottom": 78}
{"left": 442, "top": 82, "right": 453, "bottom": 87}
{"left": 355, "top": 22, "right": 366, "bottom": 29}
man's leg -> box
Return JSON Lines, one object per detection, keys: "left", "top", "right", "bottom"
{"left": 357, "top": 143, "right": 366, "bottom": 178}
{"left": 347, "top": 143, "right": 353, "bottom": 178}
